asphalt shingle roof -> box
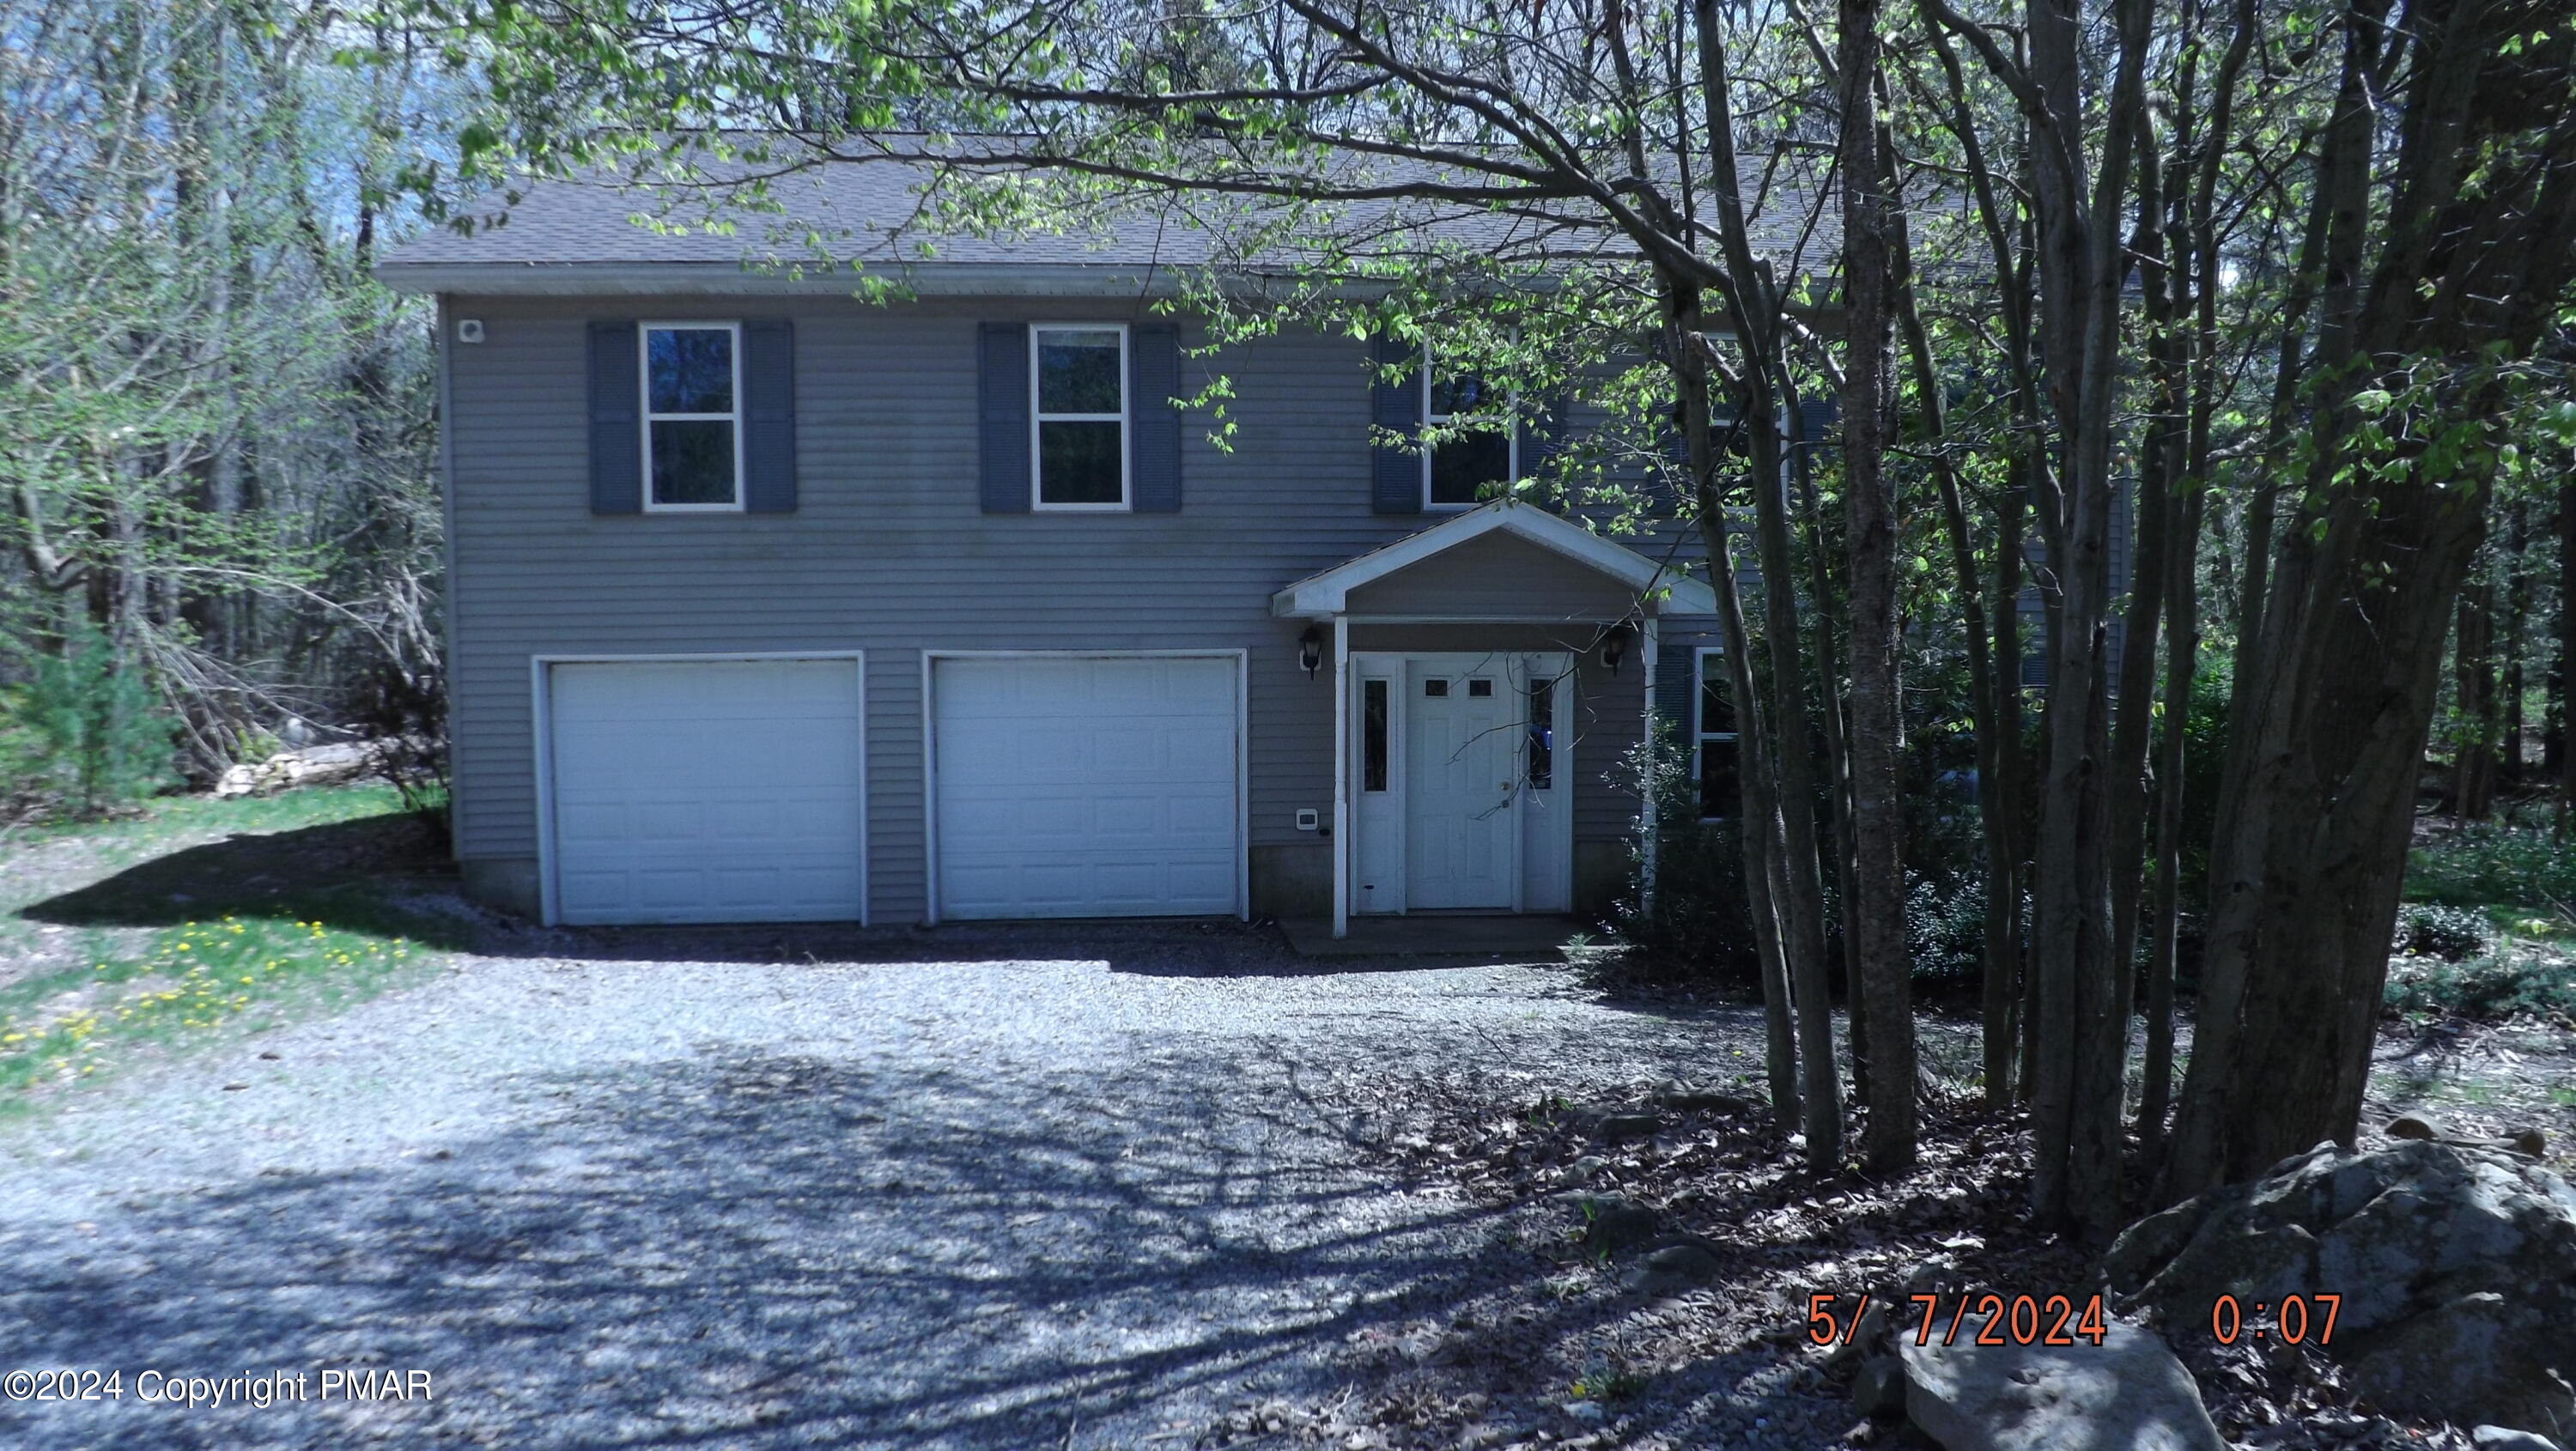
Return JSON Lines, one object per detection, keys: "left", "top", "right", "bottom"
{"left": 378, "top": 143, "right": 1838, "bottom": 282}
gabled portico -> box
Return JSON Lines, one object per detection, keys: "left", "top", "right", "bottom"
{"left": 1272, "top": 501, "right": 1721, "bottom": 938}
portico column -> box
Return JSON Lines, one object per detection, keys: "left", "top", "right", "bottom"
{"left": 1639, "top": 612, "right": 1660, "bottom": 916}
{"left": 1331, "top": 612, "right": 1351, "bottom": 938}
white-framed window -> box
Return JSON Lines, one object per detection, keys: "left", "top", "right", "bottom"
{"left": 1423, "top": 345, "right": 1516, "bottom": 509}
{"left": 1695, "top": 647, "right": 1740, "bottom": 821}
{"left": 640, "top": 321, "right": 744, "bottom": 512}
{"left": 1031, "top": 323, "right": 1129, "bottom": 510}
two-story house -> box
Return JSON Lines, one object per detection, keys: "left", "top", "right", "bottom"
{"left": 378, "top": 161, "right": 1735, "bottom": 938}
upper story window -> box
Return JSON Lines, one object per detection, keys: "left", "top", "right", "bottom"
{"left": 642, "top": 322, "right": 742, "bottom": 511}
{"left": 1425, "top": 349, "right": 1514, "bottom": 509}
{"left": 1033, "top": 324, "right": 1128, "bottom": 509}
{"left": 1697, "top": 647, "right": 1741, "bottom": 821}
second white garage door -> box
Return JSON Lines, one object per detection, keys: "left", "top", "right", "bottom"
{"left": 933, "top": 655, "right": 1242, "bottom": 920}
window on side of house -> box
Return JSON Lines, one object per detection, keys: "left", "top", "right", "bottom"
{"left": 1697, "top": 647, "right": 1740, "bottom": 821}
{"left": 1032, "top": 324, "right": 1128, "bottom": 509}
{"left": 1424, "top": 348, "right": 1514, "bottom": 508}
{"left": 642, "top": 322, "right": 742, "bottom": 510}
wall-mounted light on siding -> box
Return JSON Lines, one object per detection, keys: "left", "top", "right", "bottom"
{"left": 1299, "top": 624, "right": 1324, "bottom": 678}
{"left": 455, "top": 319, "right": 485, "bottom": 344}
{"left": 1601, "top": 621, "right": 1635, "bottom": 675}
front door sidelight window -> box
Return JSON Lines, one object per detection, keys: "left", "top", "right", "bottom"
{"left": 1528, "top": 677, "right": 1555, "bottom": 790}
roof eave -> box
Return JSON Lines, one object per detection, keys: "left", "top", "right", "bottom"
{"left": 371, "top": 259, "right": 1200, "bottom": 298}
{"left": 1271, "top": 500, "right": 1719, "bottom": 618}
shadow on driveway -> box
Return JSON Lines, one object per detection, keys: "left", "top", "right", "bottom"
{"left": 0, "top": 1040, "right": 1540, "bottom": 1449}
{"left": 19, "top": 817, "right": 1628, "bottom": 982}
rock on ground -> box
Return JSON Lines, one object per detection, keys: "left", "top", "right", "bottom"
{"left": 1898, "top": 1316, "right": 2223, "bottom": 1451}
{"left": 2104, "top": 1139, "right": 2576, "bottom": 1435}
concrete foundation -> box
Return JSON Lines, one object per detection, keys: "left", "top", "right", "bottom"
{"left": 1249, "top": 842, "right": 1333, "bottom": 920}
{"left": 459, "top": 856, "right": 542, "bottom": 920}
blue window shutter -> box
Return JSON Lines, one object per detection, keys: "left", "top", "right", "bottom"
{"left": 742, "top": 319, "right": 796, "bottom": 513}
{"left": 1799, "top": 395, "right": 1838, "bottom": 447}
{"left": 1131, "top": 324, "right": 1182, "bottom": 513}
{"left": 1657, "top": 634, "right": 1698, "bottom": 730}
{"left": 1370, "top": 335, "right": 1423, "bottom": 514}
{"left": 586, "top": 322, "right": 641, "bottom": 514}
{"left": 977, "top": 322, "right": 1031, "bottom": 514}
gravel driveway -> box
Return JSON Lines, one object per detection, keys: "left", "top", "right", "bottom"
{"left": 0, "top": 926, "right": 1755, "bottom": 1449}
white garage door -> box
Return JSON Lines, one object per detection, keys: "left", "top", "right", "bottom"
{"left": 933, "top": 655, "right": 1241, "bottom": 920}
{"left": 547, "top": 659, "right": 866, "bottom": 925}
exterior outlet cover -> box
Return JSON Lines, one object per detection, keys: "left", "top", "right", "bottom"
{"left": 456, "top": 319, "right": 485, "bottom": 343}
{"left": 1295, "top": 809, "right": 1320, "bottom": 832}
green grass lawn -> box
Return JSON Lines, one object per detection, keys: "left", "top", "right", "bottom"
{"left": 0, "top": 785, "right": 453, "bottom": 1110}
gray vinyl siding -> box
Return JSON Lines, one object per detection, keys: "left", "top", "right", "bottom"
{"left": 447, "top": 294, "right": 1686, "bottom": 923}
{"left": 1346, "top": 531, "right": 1645, "bottom": 620}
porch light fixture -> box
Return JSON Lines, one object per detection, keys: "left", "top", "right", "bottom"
{"left": 1299, "top": 624, "right": 1324, "bottom": 678}
{"left": 1601, "top": 622, "right": 1635, "bottom": 675}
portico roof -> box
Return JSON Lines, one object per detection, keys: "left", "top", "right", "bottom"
{"left": 1268, "top": 500, "right": 1718, "bottom": 620}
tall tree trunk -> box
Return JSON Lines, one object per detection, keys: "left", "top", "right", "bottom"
{"left": 1668, "top": 274, "right": 1803, "bottom": 1132}
{"left": 1838, "top": 0, "right": 1913, "bottom": 1170}
{"left": 1787, "top": 373, "right": 1867, "bottom": 1108}
{"left": 1741, "top": 285, "right": 1844, "bottom": 1169}
{"left": 1892, "top": 185, "right": 2016, "bottom": 1115}
{"left": 2105, "top": 140, "right": 2181, "bottom": 1162}
{"left": 1993, "top": 466, "right": 2030, "bottom": 1106}
{"left": 1917, "top": 10, "right": 2038, "bottom": 1107}
{"left": 2163, "top": 0, "right": 2576, "bottom": 1195}
{"left": 2503, "top": 501, "right": 2529, "bottom": 791}
{"left": 1693, "top": 0, "right": 1842, "bottom": 1157}
{"left": 2454, "top": 573, "right": 2499, "bottom": 821}
{"left": 2140, "top": 485, "right": 2201, "bottom": 1169}
{"left": 2140, "top": 0, "right": 2239, "bottom": 1166}
{"left": 2014, "top": 0, "right": 2155, "bottom": 1238}
{"left": 2561, "top": 483, "right": 2576, "bottom": 828}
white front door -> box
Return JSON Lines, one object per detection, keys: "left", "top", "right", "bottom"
{"left": 1404, "top": 662, "right": 1518, "bottom": 909}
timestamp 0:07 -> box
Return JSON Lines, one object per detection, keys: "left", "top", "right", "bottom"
{"left": 2209, "top": 1293, "right": 2341, "bottom": 1345}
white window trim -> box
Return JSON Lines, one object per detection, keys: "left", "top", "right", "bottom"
{"left": 637, "top": 320, "right": 745, "bottom": 513}
{"left": 1030, "top": 322, "right": 1132, "bottom": 512}
{"left": 1694, "top": 645, "right": 1740, "bottom": 823}
{"left": 1420, "top": 343, "right": 1518, "bottom": 513}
